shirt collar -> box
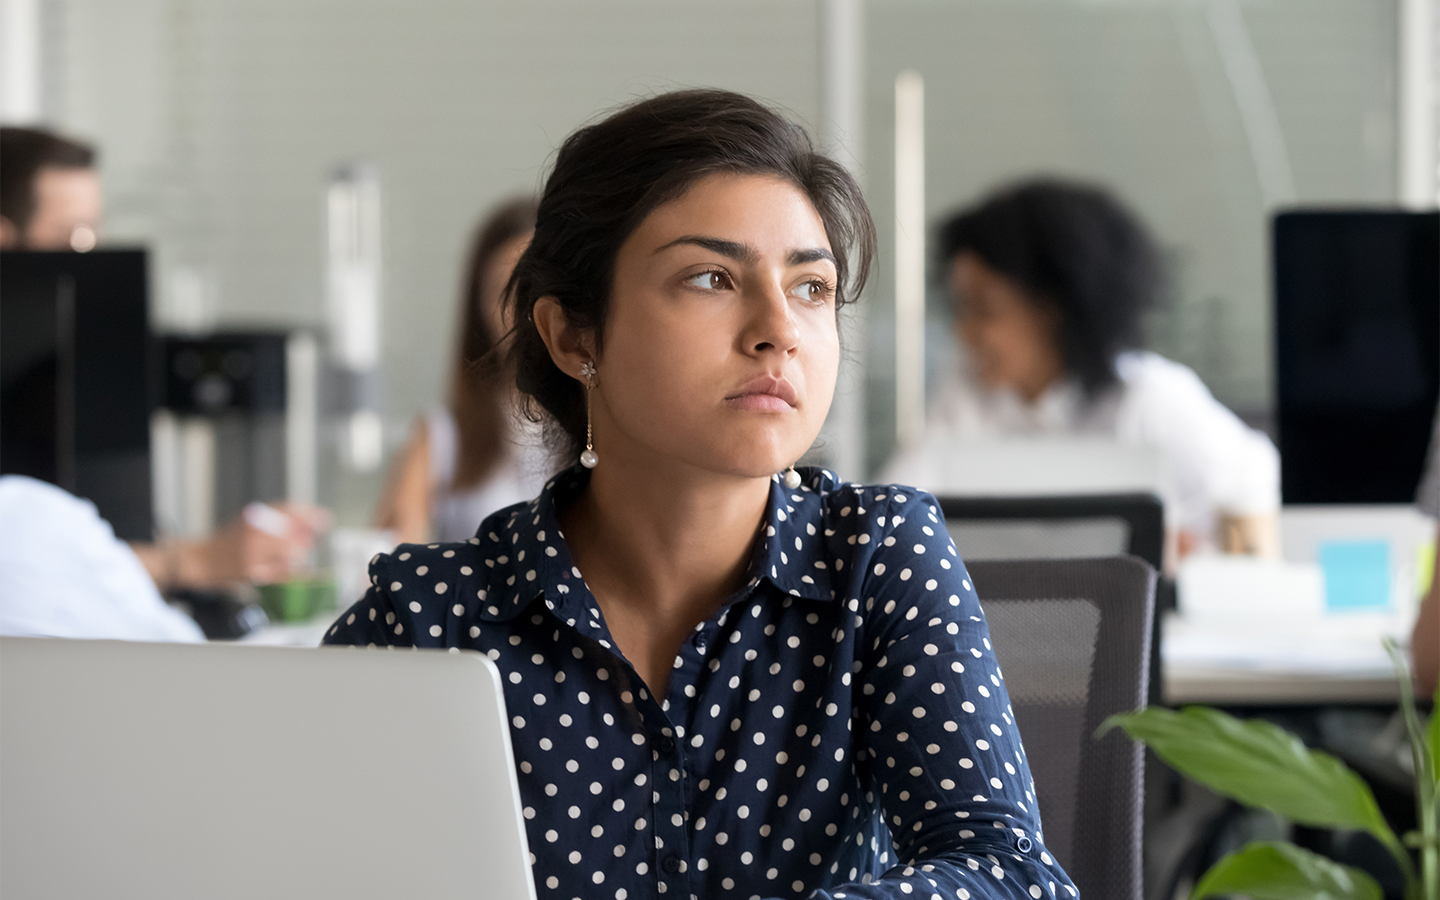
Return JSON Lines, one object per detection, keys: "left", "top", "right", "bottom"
{"left": 751, "top": 467, "right": 843, "bottom": 604}
{"left": 473, "top": 465, "right": 840, "bottom": 625}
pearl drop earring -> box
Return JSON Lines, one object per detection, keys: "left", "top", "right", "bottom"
{"left": 783, "top": 465, "right": 802, "bottom": 490}
{"left": 579, "top": 361, "right": 599, "bottom": 469}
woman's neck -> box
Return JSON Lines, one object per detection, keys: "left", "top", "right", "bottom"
{"left": 557, "top": 450, "right": 773, "bottom": 701}
{"left": 1014, "top": 356, "right": 1065, "bottom": 405}
{"left": 562, "top": 454, "right": 771, "bottom": 621}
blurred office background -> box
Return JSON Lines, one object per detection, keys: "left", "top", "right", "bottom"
{"left": 1, "top": 0, "right": 1430, "bottom": 521}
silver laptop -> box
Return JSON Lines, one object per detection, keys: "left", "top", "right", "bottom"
{"left": 0, "top": 638, "right": 537, "bottom": 900}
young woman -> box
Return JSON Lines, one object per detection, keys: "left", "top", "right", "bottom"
{"left": 883, "top": 179, "right": 1280, "bottom": 559}
{"left": 326, "top": 90, "right": 1075, "bottom": 900}
{"left": 373, "top": 198, "right": 556, "bottom": 543}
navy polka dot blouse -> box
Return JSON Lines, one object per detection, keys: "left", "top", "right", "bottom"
{"left": 324, "top": 466, "right": 1077, "bottom": 900}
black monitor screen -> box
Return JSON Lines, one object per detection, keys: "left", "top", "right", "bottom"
{"left": 1, "top": 250, "right": 154, "bottom": 539}
{"left": 1275, "top": 210, "right": 1440, "bottom": 504}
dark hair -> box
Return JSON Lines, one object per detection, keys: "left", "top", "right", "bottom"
{"left": 937, "top": 178, "right": 1161, "bottom": 396}
{"left": 0, "top": 127, "right": 97, "bottom": 237}
{"left": 507, "top": 88, "right": 876, "bottom": 459}
{"left": 448, "top": 196, "right": 538, "bottom": 489}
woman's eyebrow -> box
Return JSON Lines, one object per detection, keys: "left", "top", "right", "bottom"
{"left": 653, "top": 236, "right": 836, "bottom": 269}
{"left": 654, "top": 235, "right": 758, "bottom": 264}
{"left": 788, "top": 247, "right": 836, "bottom": 266}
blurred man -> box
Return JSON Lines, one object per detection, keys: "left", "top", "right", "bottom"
{"left": 0, "top": 126, "right": 102, "bottom": 251}
{"left": 0, "top": 125, "right": 325, "bottom": 637}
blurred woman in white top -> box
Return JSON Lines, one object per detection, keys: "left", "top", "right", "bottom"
{"left": 882, "top": 179, "right": 1279, "bottom": 558}
{"left": 373, "top": 198, "right": 556, "bottom": 543}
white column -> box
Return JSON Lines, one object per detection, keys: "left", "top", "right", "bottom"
{"left": 1206, "top": 0, "right": 1296, "bottom": 209}
{"left": 285, "top": 332, "right": 320, "bottom": 506}
{"left": 0, "top": 0, "right": 41, "bottom": 123}
{"left": 894, "top": 70, "right": 926, "bottom": 450}
{"left": 820, "top": 0, "right": 864, "bottom": 175}
{"left": 1399, "top": 0, "right": 1438, "bottom": 208}
{"left": 817, "top": 0, "right": 867, "bottom": 479}
{"left": 326, "top": 164, "right": 384, "bottom": 472}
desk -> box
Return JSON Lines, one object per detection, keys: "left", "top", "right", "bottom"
{"left": 1161, "top": 614, "right": 1402, "bottom": 705}
{"left": 236, "top": 616, "right": 333, "bottom": 648}
{"left": 235, "top": 611, "right": 1407, "bottom": 703}
{"left": 1164, "top": 663, "right": 1400, "bottom": 705}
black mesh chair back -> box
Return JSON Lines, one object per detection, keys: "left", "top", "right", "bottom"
{"left": 965, "top": 557, "right": 1156, "bottom": 900}
{"left": 939, "top": 493, "right": 1170, "bottom": 707}
{"left": 938, "top": 494, "right": 1164, "bottom": 569}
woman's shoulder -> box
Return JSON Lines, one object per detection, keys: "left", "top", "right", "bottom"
{"left": 789, "top": 470, "right": 971, "bottom": 615}
{"left": 420, "top": 406, "right": 459, "bottom": 490}
{"left": 795, "top": 467, "right": 938, "bottom": 503}
{"left": 1114, "top": 350, "right": 1259, "bottom": 432}
{"left": 1114, "top": 350, "right": 1213, "bottom": 399}
{"left": 792, "top": 468, "right": 945, "bottom": 539}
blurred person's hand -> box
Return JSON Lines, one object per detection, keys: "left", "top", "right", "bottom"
{"left": 198, "top": 502, "right": 329, "bottom": 585}
{"left": 132, "top": 503, "right": 331, "bottom": 591}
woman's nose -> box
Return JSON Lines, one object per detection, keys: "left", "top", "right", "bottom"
{"left": 744, "top": 285, "right": 802, "bottom": 356}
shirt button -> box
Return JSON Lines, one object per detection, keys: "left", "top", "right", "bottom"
{"left": 694, "top": 634, "right": 707, "bottom": 653}
{"left": 658, "top": 736, "right": 676, "bottom": 755}
{"left": 1016, "top": 835, "right": 1033, "bottom": 853}
{"left": 662, "top": 855, "right": 683, "bottom": 874}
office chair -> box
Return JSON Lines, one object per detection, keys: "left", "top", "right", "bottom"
{"left": 937, "top": 493, "right": 1170, "bottom": 703}
{"left": 966, "top": 556, "right": 1156, "bottom": 900}
{"left": 938, "top": 493, "right": 1164, "bottom": 569}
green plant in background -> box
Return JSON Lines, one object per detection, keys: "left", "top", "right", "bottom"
{"left": 1099, "top": 639, "right": 1439, "bottom": 900}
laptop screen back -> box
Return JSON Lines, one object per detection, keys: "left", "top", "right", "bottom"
{"left": 0, "top": 638, "right": 537, "bottom": 900}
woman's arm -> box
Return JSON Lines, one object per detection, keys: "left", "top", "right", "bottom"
{"left": 1215, "top": 511, "right": 1280, "bottom": 557}
{"left": 372, "top": 418, "right": 432, "bottom": 546}
{"left": 1414, "top": 529, "right": 1440, "bottom": 696}
{"left": 1126, "top": 356, "right": 1280, "bottom": 558}
{"left": 813, "top": 491, "right": 1078, "bottom": 899}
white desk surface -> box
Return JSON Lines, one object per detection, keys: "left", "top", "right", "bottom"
{"left": 235, "top": 611, "right": 1407, "bottom": 707}
{"left": 1163, "top": 663, "right": 1400, "bottom": 705}
{"left": 237, "top": 615, "right": 334, "bottom": 648}
{"left": 1161, "top": 614, "right": 1403, "bottom": 706}
{"left": 1164, "top": 538, "right": 1423, "bottom": 707}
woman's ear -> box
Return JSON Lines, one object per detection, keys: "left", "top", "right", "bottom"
{"left": 532, "top": 296, "right": 596, "bottom": 381}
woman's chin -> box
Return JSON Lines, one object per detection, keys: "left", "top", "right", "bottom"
{"left": 699, "top": 448, "right": 806, "bottom": 481}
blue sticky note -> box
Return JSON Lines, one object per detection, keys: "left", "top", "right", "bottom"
{"left": 1318, "top": 540, "right": 1391, "bottom": 612}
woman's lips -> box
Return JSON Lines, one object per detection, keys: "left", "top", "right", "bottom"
{"left": 725, "top": 393, "right": 794, "bottom": 412}
{"left": 725, "top": 376, "right": 797, "bottom": 412}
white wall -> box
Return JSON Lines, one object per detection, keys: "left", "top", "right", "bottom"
{"left": 41, "top": 0, "right": 825, "bottom": 514}
{"left": 36, "top": 0, "right": 1419, "bottom": 495}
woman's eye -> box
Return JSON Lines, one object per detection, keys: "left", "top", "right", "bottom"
{"left": 684, "top": 270, "right": 730, "bottom": 291}
{"left": 789, "top": 279, "right": 832, "bottom": 302}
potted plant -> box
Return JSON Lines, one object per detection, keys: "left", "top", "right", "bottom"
{"left": 1100, "top": 640, "right": 1438, "bottom": 900}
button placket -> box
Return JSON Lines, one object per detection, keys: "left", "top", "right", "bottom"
{"left": 648, "top": 723, "right": 691, "bottom": 899}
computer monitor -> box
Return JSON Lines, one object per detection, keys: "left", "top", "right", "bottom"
{"left": 1274, "top": 210, "right": 1440, "bottom": 504}
{"left": 0, "top": 249, "right": 154, "bottom": 539}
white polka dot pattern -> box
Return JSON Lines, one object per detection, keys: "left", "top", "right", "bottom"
{"left": 324, "top": 466, "right": 1075, "bottom": 899}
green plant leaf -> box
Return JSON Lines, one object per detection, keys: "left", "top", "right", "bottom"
{"left": 1099, "top": 707, "right": 1398, "bottom": 852}
{"left": 1191, "top": 841, "right": 1382, "bottom": 900}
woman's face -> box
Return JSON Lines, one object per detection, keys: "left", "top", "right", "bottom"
{"left": 479, "top": 234, "right": 531, "bottom": 341}
{"left": 593, "top": 173, "right": 840, "bottom": 479}
{"left": 950, "top": 251, "right": 1063, "bottom": 401}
